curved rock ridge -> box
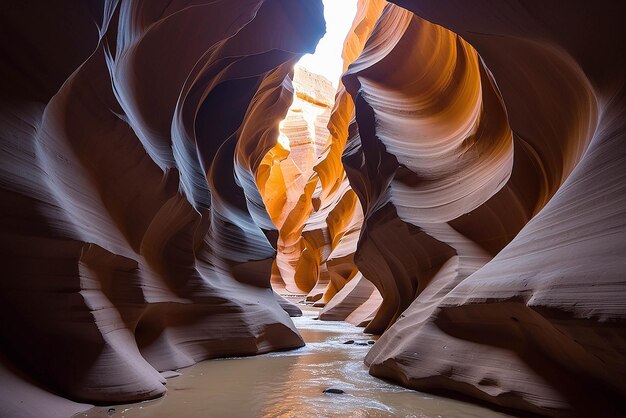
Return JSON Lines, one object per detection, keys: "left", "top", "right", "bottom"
{"left": 345, "top": 1, "right": 625, "bottom": 416}
{"left": 0, "top": 0, "right": 324, "bottom": 413}
{"left": 343, "top": 3, "right": 518, "bottom": 335}
{"left": 2, "top": 0, "right": 625, "bottom": 417}
{"left": 258, "top": 66, "right": 336, "bottom": 296}
{"left": 305, "top": 0, "right": 386, "bottom": 314}
{"left": 259, "top": 0, "right": 387, "bottom": 322}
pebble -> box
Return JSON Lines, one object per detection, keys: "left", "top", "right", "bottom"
{"left": 160, "top": 370, "right": 182, "bottom": 379}
{"left": 323, "top": 387, "right": 345, "bottom": 394}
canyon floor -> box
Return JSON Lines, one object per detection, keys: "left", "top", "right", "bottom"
{"left": 79, "top": 305, "right": 514, "bottom": 418}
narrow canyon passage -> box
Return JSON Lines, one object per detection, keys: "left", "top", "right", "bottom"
{"left": 81, "top": 305, "right": 513, "bottom": 418}
{"left": 1, "top": 1, "right": 625, "bottom": 417}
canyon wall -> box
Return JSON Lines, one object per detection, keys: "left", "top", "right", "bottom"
{"left": 260, "top": 66, "right": 336, "bottom": 297}
{"left": 260, "top": 0, "right": 387, "bottom": 328}
{"left": 1, "top": 1, "right": 625, "bottom": 417}
{"left": 349, "top": 1, "right": 625, "bottom": 417}
{"left": 258, "top": 2, "right": 387, "bottom": 327}
{"left": 0, "top": 0, "right": 324, "bottom": 415}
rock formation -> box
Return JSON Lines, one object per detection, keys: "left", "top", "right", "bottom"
{"left": 1, "top": 0, "right": 625, "bottom": 417}
{"left": 260, "top": 0, "right": 387, "bottom": 326}
{"left": 259, "top": 66, "right": 336, "bottom": 296}
{"left": 348, "top": 1, "right": 626, "bottom": 417}
{"left": 0, "top": 0, "right": 324, "bottom": 415}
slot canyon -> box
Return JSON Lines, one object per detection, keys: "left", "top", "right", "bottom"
{"left": 1, "top": 1, "right": 625, "bottom": 417}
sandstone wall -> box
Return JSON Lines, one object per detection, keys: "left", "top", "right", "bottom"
{"left": 349, "top": 1, "right": 626, "bottom": 416}
{"left": 0, "top": 0, "right": 324, "bottom": 414}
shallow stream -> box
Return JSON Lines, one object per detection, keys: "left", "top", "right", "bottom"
{"left": 81, "top": 307, "right": 512, "bottom": 418}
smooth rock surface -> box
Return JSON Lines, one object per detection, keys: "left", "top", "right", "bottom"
{"left": 351, "top": 1, "right": 626, "bottom": 417}
{"left": 1, "top": 1, "right": 625, "bottom": 417}
{"left": 0, "top": 0, "right": 324, "bottom": 414}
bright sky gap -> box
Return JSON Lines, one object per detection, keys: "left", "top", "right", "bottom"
{"left": 297, "top": 0, "right": 359, "bottom": 87}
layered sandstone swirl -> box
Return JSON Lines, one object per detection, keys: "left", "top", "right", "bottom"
{"left": 1, "top": 1, "right": 625, "bottom": 417}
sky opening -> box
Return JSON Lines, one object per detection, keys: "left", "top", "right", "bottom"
{"left": 297, "top": 0, "right": 359, "bottom": 87}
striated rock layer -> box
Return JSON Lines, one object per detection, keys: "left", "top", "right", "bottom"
{"left": 0, "top": 0, "right": 324, "bottom": 415}
{"left": 261, "top": 1, "right": 387, "bottom": 325}
{"left": 259, "top": 66, "right": 336, "bottom": 298}
{"left": 2, "top": 0, "right": 626, "bottom": 417}
{"left": 350, "top": 1, "right": 626, "bottom": 417}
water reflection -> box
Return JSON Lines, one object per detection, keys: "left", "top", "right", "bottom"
{"left": 80, "top": 310, "right": 512, "bottom": 418}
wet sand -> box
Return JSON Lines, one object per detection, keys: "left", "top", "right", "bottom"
{"left": 79, "top": 307, "right": 513, "bottom": 418}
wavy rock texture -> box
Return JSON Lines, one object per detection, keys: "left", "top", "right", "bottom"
{"left": 259, "top": 66, "right": 335, "bottom": 297}
{"left": 348, "top": 1, "right": 626, "bottom": 416}
{"left": 259, "top": 1, "right": 387, "bottom": 324}
{"left": 343, "top": 3, "right": 517, "bottom": 335}
{"left": 2, "top": 0, "right": 625, "bottom": 417}
{"left": 299, "top": 0, "right": 388, "bottom": 321}
{"left": 307, "top": 0, "right": 385, "bottom": 313}
{"left": 0, "top": 0, "right": 324, "bottom": 415}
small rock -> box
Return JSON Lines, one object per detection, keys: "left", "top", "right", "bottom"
{"left": 355, "top": 342, "right": 368, "bottom": 346}
{"left": 367, "top": 340, "right": 375, "bottom": 345}
{"left": 323, "top": 387, "right": 345, "bottom": 394}
{"left": 160, "top": 370, "right": 181, "bottom": 379}
{"left": 107, "top": 408, "right": 115, "bottom": 416}
{"left": 343, "top": 340, "right": 355, "bottom": 344}
{"left": 312, "top": 317, "right": 319, "bottom": 320}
